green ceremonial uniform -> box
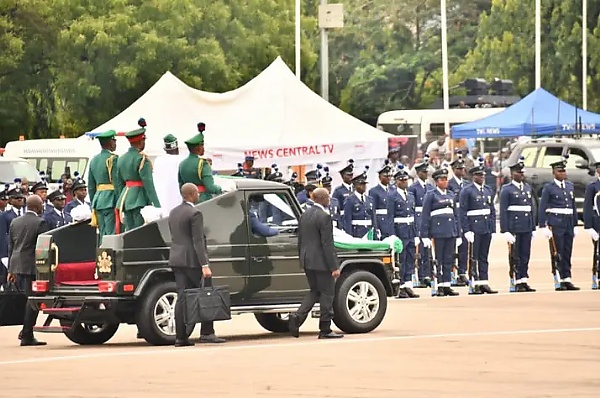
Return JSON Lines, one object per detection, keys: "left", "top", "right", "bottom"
{"left": 178, "top": 131, "right": 221, "bottom": 203}
{"left": 116, "top": 146, "right": 161, "bottom": 231}
{"left": 88, "top": 143, "right": 121, "bottom": 243}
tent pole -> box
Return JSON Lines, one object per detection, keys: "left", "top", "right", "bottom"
{"left": 535, "top": 0, "right": 541, "bottom": 89}
{"left": 582, "top": 0, "right": 588, "bottom": 110}
{"left": 295, "top": 0, "right": 301, "bottom": 79}
{"left": 440, "top": 0, "right": 450, "bottom": 139}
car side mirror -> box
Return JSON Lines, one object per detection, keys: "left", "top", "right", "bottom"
{"left": 575, "top": 159, "right": 589, "bottom": 169}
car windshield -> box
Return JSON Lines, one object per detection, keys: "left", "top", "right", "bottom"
{"left": 590, "top": 148, "right": 600, "bottom": 163}
{"left": 0, "top": 160, "right": 40, "bottom": 184}
{"left": 264, "top": 193, "right": 295, "bottom": 220}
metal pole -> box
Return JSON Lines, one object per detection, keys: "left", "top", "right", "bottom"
{"left": 295, "top": 0, "right": 301, "bottom": 79}
{"left": 320, "top": 0, "right": 329, "bottom": 101}
{"left": 582, "top": 0, "right": 588, "bottom": 109}
{"left": 441, "top": 0, "right": 450, "bottom": 136}
{"left": 535, "top": 0, "right": 541, "bottom": 88}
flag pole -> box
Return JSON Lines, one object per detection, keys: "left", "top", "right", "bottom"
{"left": 441, "top": 0, "right": 450, "bottom": 138}
{"left": 295, "top": 0, "right": 301, "bottom": 79}
{"left": 535, "top": 0, "right": 541, "bottom": 89}
{"left": 582, "top": 0, "right": 588, "bottom": 109}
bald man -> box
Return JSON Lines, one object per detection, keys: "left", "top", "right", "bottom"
{"left": 168, "top": 183, "right": 225, "bottom": 346}
{"left": 289, "top": 188, "right": 343, "bottom": 339}
{"left": 8, "top": 194, "right": 48, "bottom": 346}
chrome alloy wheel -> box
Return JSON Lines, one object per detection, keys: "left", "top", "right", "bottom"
{"left": 153, "top": 292, "right": 178, "bottom": 335}
{"left": 345, "top": 281, "right": 380, "bottom": 324}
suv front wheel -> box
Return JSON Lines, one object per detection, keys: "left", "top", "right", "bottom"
{"left": 333, "top": 270, "right": 387, "bottom": 334}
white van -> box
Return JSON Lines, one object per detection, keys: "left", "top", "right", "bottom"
{"left": 3, "top": 133, "right": 164, "bottom": 186}
{"left": 0, "top": 156, "right": 42, "bottom": 187}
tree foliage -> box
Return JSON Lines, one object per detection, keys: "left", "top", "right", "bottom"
{"left": 457, "top": 0, "right": 600, "bottom": 110}
{"left": 0, "top": 0, "right": 599, "bottom": 145}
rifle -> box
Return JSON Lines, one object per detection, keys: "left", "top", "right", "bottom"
{"left": 593, "top": 238, "right": 599, "bottom": 290}
{"left": 548, "top": 227, "right": 561, "bottom": 289}
{"left": 451, "top": 252, "right": 459, "bottom": 286}
{"left": 412, "top": 243, "right": 421, "bottom": 288}
{"left": 466, "top": 241, "right": 478, "bottom": 294}
{"left": 429, "top": 239, "right": 438, "bottom": 297}
{"left": 508, "top": 242, "right": 516, "bottom": 292}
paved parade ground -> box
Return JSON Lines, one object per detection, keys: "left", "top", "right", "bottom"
{"left": 1, "top": 231, "right": 599, "bottom": 398}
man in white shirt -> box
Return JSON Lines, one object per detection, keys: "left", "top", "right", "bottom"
{"left": 153, "top": 134, "right": 186, "bottom": 216}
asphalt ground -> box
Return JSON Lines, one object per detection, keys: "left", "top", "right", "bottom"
{"left": 0, "top": 230, "right": 599, "bottom": 397}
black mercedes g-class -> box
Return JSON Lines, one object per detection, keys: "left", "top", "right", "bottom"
{"left": 505, "top": 137, "right": 600, "bottom": 217}
{"left": 28, "top": 178, "right": 400, "bottom": 346}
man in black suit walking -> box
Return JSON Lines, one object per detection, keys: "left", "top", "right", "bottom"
{"left": 7, "top": 194, "right": 48, "bottom": 346}
{"left": 168, "top": 183, "right": 225, "bottom": 347}
{"left": 289, "top": 188, "right": 343, "bottom": 339}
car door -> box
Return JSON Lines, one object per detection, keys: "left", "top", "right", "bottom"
{"left": 245, "top": 189, "right": 306, "bottom": 304}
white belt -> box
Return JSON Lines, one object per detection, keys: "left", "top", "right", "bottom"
{"left": 394, "top": 216, "right": 414, "bottom": 224}
{"left": 415, "top": 206, "right": 423, "bottom": 213}
{"left": 466, "top": 209, "right": 491, "bottom": 216}
{"left": 375, "top": 209, "right": 387, "bottom": 215}
{"left": 507, "top": 205, "right": 531, "bottom": 212}
{"left": 351, "top": 220, "right": 372, "bottom": 226}
{"left": 547, "top": 208, "right": 573, "bottom": 215}
{"left": 430, "top": 208, "right": 454, "bottom": 217}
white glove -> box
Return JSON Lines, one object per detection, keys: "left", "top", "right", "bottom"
{"left": 455, "top": 238, "right": 463, "bottom": 248}
{"left": 464, "top": 231, "right": 475, "bottom": 243}
{"left": 531, "top": 230, "right": 537, "bottom": 239}
{"left": 573, "top": 227, "right": 578, "bottom": 236}
{"left": 585, "top": 228, "right": 599, "bottom": 241}
{"left": 414, "top": 237, "right": 420, "bottom": 247}
{"left": 539, "top": 227, "right": 553, "bottom": 240}
{"left": 140, "top": 206, "right": 163, "bottom": 223}
{"left": 422, "top": 238, "right": 432, "bottom": 248}
{"left": 503, "top": 232, "right": 516, "bottom": 244}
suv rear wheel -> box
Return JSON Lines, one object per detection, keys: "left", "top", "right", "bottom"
{"left": 137, "top": 281, "right": 193, "bottom": 345}
{"left": 59, "top": 321, "right": 119, "bottom": 345}
{"left": 254, "top": 313, "right": 290, "bottom": 333}
{"left": 333, "top": 270, "right": 387, "bottom": 334}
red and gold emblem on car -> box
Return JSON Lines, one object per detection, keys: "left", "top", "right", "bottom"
{"left": 97, "top": 251, "right": 112, "bottom": 273}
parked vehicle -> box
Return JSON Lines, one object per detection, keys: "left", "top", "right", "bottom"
{"left": 0, "top": 156, "right": 41, "bottom": 187}
{"left": 27, "top": 178, "right": 399, "bottom": 346}
{"left": 504, "top": 137, "right": 600, "bottom": 218}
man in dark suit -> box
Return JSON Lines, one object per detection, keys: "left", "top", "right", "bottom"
{"left": 289, "top": 188, "right": 343, "bottom": 339}
{"left": 168, "top": 183, "right": 226, "bottom": 347}
{"left": 7, "top": 194, "right": 48, "bottom": 346}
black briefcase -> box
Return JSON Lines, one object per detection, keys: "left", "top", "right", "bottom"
{"left": 0, "top": 282, "right": 27, "bottom": 326}
{"left": 184, "top": 278, "right": 231, "bottom": 324}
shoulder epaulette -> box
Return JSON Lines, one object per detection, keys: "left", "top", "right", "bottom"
{"left": 106, "top": 154, "right": 117, "bottom": 183}
{"left": 197, "top": 158, "right": 205, "bottom": 179}
{"left": 139, "top": 152, "right": 152, "bottom": 172}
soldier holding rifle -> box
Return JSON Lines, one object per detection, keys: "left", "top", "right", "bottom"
{"left": 582, "top": 161, "right": 600, "bottom": 289}
{"left": 499, "top": 157, "right": 536, "bottom": 292}
{"left": 420, "top": 168, "right": 461, "bottom": 297}
{"left": 537, "top": 156, "right": 580, "bottom": 291}
{"left": 459, "top": 158, "right": 498, "bottom": 295}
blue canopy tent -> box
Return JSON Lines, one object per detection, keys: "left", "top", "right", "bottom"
{"left": 451, "top": 88, "right": 600, "bottom": 139}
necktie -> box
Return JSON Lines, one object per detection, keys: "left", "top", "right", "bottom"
{"left": 61, "top": 211, "right": 65, "bottom": 221}
{"left": 17, "top": 209, "right": 21, "bottom": 216}
{"left": 361, "top": 195, "right": 365, "bottom": 203}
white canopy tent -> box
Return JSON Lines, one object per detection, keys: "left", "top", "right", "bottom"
{"left": 89, "top": 57, "right": 392, "bottom": 183}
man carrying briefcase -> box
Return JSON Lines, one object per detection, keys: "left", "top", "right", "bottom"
{"left": 168, "top": 183, "right": 226, "bottom": 347}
